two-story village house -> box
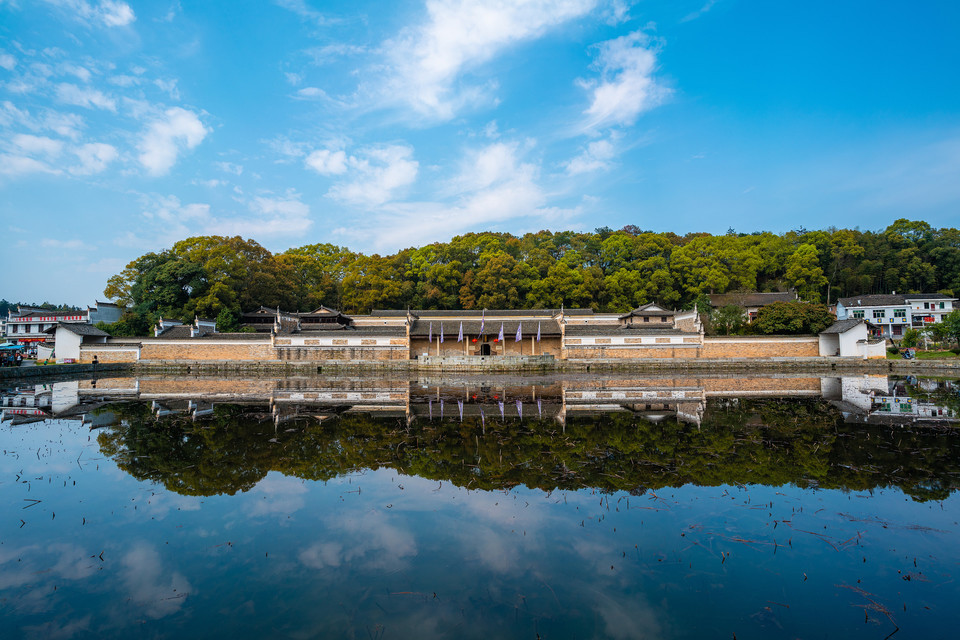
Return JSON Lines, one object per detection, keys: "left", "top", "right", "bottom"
{"left": 835, "top": 293, "right": 956, "bottom": 339}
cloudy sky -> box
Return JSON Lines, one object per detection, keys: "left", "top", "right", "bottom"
{"left": 2, "top": 0, "right": 959, "bottom": 305}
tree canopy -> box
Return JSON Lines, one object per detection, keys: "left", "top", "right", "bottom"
{"left": 101, "top": 220, "right": 960, "bottom": 334}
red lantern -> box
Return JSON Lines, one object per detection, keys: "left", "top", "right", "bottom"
{"left": 494, "top": 338, "right": 499, "bottom": 342}
{"left": 471, "top": 338, "right": 477, "bottom": 342}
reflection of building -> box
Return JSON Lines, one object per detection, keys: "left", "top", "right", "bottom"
{"left": 822, "top": 375, "right": 958, "bottom": 424}
{"left": 51, "top": 373, "right": 841, "bottom": 429}
{"left": 0, "top": 383, "right": 53, "bottom": 425}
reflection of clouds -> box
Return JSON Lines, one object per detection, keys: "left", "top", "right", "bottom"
{"left": 594, "top": 591, "right": 663, "bottom": 640}
{"left": 120, "top": 542, "right": 191, "bottom": 618}
{"left": 0, "top": 543, "right": 96, "bottom": 592}
{"left": 300, "top": 510, "right": 416, "bottom": 571}
{"left": 248, "top": 473, "right": 307, "bottom": 518}
{"left": 22, "top": 615, "right": 92, "bottom": 640}
{"left": 142, "top": 491, "right": 201, "bottom": 520}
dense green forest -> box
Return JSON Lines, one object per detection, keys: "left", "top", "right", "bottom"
{"left": 100, "top": 219, "right": 959, "bottom": 334}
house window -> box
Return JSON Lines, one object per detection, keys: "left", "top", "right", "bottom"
{"left": 852, "top": 310, "right": 865, "bottom": 319}
{"left": 894, "top": 309, "right": 906, "bottom": 318}
{"left": 661, "top": 317, "right": 668, "bottom": 322}
{"left": 940, "top": 302, "right": 946, "bottom": 309}
{"left": 924, "top": 302, "right": 930, "bottom": 309}
{"left": 643, "top": 317, "right": 649, "bottom": 322}
{"left": 872, "top": 309, "right": 885, "bottom": 319}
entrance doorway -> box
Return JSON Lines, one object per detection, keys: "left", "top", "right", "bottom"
{"left": 480, "top": 343, "right": 491, "bottom": 356}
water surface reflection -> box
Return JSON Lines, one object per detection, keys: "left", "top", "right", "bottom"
{"left": 1, "top": 373, "right": 958, "bottom": 638}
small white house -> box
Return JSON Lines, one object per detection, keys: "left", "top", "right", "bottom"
{"left": 46, "top": 323, "right": 110, "bottom": 363}
{"left": 819, "top": 319, "right": 886, "bottom": 359}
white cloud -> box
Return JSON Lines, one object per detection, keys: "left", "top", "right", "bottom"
{"left": 214, "top": 161, "right": 243, "bottom": 175}
{"left": 295, "top": 86, "right": 331, "bottom": 100}
{"left": 334, "top": 140, "right": 578, "bottom": 249}
{"left": 12, "top": 133, "right": 64, "bottom": 157}
{"left": 681, "top": 0, "right": 718, "bottom": 23}
{"left": 0, "top": 52, "right": 16, "bottom": 71}
{"left": 70, "top": 141, "right": 118, "bottom": 174}
{"left": 40, "top": 237, "right": 95, "bottom": 250}
{"left": 41, "top": 0, "right": 136, "bottom": 28}
{"left": 108, "top": 74, "right": 140, "bottom": 87}
{"left": 99, "top": 0, "right": 135, "bottom": 26}
{"left": 61, "top": 63, "right": 91, "bottom": 82}
{"left": 305, "top": 148, "right": 347, "bottom": 175}
{"left": 581, "top": 30, "right": 668, "bottom": 131}
{"left": 43, "top": 110, "right": 85, "bottom": 139}
{"left": 380, "top": 0, "right": 597, "bottom": 119}
{"left": 326, "top": 144, "right": 419, "bottom": 206}
{"left": 128, "top": 192, "right": 312, "bottom": 246}
{"left": 153, "top": 78, "right": 179, "bottom": 99}
{"left": 137, "top": 107, "right": 208, "bottom": 176}
{"left": 565, "top": 137, "right": 616, "bottom": 174}
{"left": 55, "top": 82, "right": 117, "bottom": 111}
{"left": 274, "top": 0, "right": 338, "bottom": 27}
{"left": 0, "top": 153, "right": 61, "bottom": 176}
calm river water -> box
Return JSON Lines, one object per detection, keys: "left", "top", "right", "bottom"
{"left": 2, "top": 373, "right": 959, "bottom": 639}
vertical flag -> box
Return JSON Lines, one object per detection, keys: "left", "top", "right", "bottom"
{"left": 428, "top": 321, "right": 433, "bottom": 343}
{"left": 515, "top": 322, "right": 522, "bottom": 342}
{"left": 440, "top": 322, "right": 444, "bottom": 343}
{"left": 536, "top": 321, "right": 541, "bottom": 342}
{"left": 440, "top": 398, "right": 444, "bottom": 419}
{"left": 480, "top": 309, "right": 485, "bottom": 335}
{"left": 499, "top": 400, "right": 504, "bottom": 419}
{"left": 429, "top": 398, "right": 433, "bottom": 420}
{"left": 498, "top": 322, "right": 504, "bottom": 343}
{"left": 458, "top": 321, "right": 463, "bottom": 342}
{"left": 457, "top": 399, "right": 463, "bottom": 422}
{"left": 516, "top": 399, "right": 522, "bottom": 419}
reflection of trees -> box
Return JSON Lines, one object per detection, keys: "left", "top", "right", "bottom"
{"left": 97, "top": 399, "right": 960, "bottom": 501}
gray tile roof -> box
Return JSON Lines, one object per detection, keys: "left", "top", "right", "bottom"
{"left": 837, "top": 294, "right": 905, "bottom": 307}
{"left": 48, "top": 323, "right": 111, "bottom": 337}
{"left": 903, "top": 293, "right": 956, "bottom": 301}
{"left": 564, "top": 324, "right": 688, "bottom": 337}
{"left": 410, "top": 318, "right": 560, "bottom": 337}
{"left": 618, "top": 303, "right": 674, "bottom": 318}
{"left": 821, "top": 318, "right": 868, "bottom": 334}
{"left": 370, "top": 308, "right": 594, "bottom": 319}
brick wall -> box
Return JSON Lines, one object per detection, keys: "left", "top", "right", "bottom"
{"left": 276, "top": 346, "right": 407, "bottom": 361}
{"left": 563, "top": 345, "right": 703, "bottom": 359}
{"left": 79, "top": 347, "right": 139, "bottom": 363}
{"left": 701, "top": 336, "right": 819, "bottom": 358}
{"left": 140, "top": 340, "right": 275, "bottom": 361}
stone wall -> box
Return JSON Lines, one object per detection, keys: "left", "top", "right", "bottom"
{"left": 701, "top": 336, "right": 819, "bottom": 358}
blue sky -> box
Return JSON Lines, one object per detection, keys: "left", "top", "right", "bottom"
{"left": 2, "top": 0, "right": 959, "bottom": 305}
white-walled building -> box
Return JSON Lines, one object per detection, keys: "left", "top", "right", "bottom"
{"left": 3, "top": 301, "right": 123, "bottom": 346}
{"left": 835, "top": 293, "right": 956, "bottom": 339}
{"left": 818, "top": 319, "right": 886, "bottom": 358}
